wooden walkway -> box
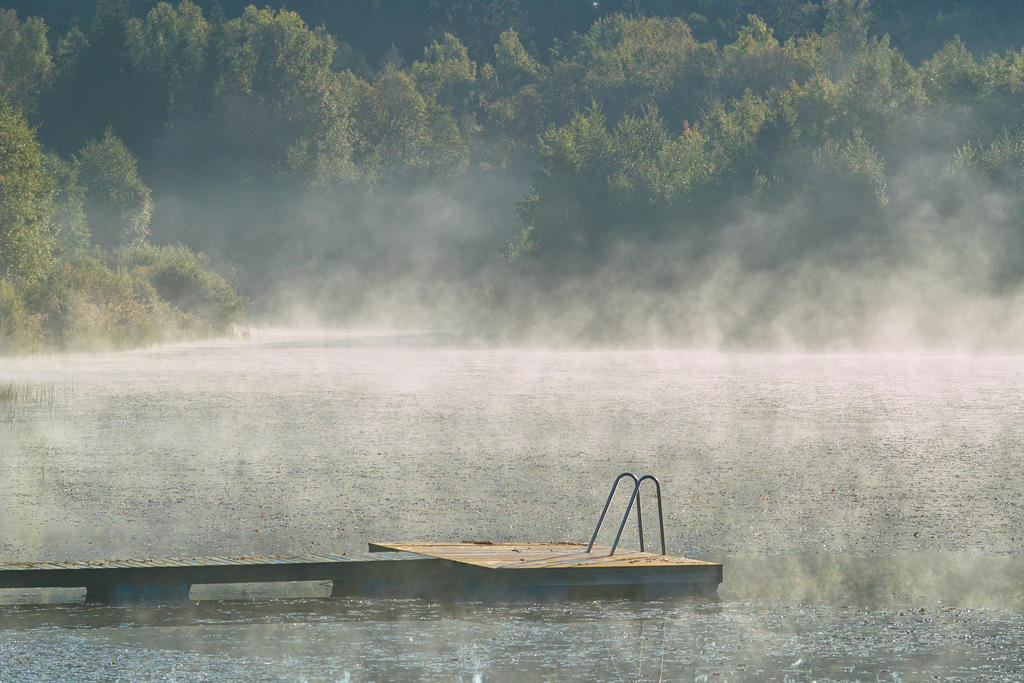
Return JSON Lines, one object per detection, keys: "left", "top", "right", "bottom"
{"left": 0, "top": 542, "right": 722, "bottom": 604}
{"left": 0, "top": 551, "right": 434, "bottom": 603}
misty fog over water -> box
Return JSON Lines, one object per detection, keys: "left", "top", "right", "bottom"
{"left": 2, "top": 331, "right": 1024, "bottom": 679}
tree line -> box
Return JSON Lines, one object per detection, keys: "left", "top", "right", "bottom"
{"left": 3, "top": 0, "right": 1024, "bottom": 349}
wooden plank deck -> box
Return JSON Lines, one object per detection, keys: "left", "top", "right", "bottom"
{"left": 369, "top": 542, "right": 719, "bottom": 569}
{"left": 0, "top": 551, "right": 430, "bottom": 589}
{"left": 0, "top": 542, "right": 722, "bottom": 603}
{"left": 368, "top": 542, "right": 723, "bottom": 599}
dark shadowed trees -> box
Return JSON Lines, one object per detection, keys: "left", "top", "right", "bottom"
{"left": 0, "top": 8, "right": 52, "bottom": 116}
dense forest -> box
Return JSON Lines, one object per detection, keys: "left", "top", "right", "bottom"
{"left": 4, "top": 0, "right": 1024, "bottom": 350}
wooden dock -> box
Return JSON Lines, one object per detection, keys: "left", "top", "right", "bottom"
{"left": 0, "top": 542, "right": 721, "bottom": 604}
{"left": 369, "top": 542, "right": 722, "bottom": 600}
{"left": 0, "top": 551, "right": 435, "bottom": 604}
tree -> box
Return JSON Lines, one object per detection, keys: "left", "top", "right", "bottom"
{"left": 919, "top": 37, "right": 984, "bottom": 105}
{"left": 39, "top": 0, "right": 153, "bottom": 155}
{"left": 703, "top": 91, "right": 772, "bottom": 183}
{"left": 478, "top": 28, "right": 546, "bottom": 156}
{"left": 716, "top": 15, "right": 822, "bottom": 102}
{"left": 0, "top": 276, "right": 44, "bottom": 352}
{"left": 205, "top": 6, "right": 356, "bottom": 185}
{"left": 428, "top": 0, "right": 528, "bottom": 62}
{"left": 514, "top": 98, "right": 722, "bottom": 263}
{"left": 411, "top": 33, "right": 477, "bottom": 115}
{"left": 542, "top": 15, "right": 716, "bottom": 131}
{"left": 353, "top": 65, "right": 467, "bottom": 181}
{"left": 516, "top": 105, "right": 615, "bottom": 259}
{"left": 491, "top": 28, "right": 540, "bottom": 95}
{"left": 43, "top": 153, "right": 90, "bottom": 250}
{"left": 831, "top": 36, "right": 924, "bottom": 144}
{"left": 0, "top": 9, "right": 53, "bottom": 117}
{"left": 76, "top": 129, "right": 152, "bottom": 249}
{"left": 810, "top": 130, "right": 888, "bottom": 207}
{"left": 212, "top": 6, "right": 334, "bottom": 106}
{"left": 0, "top": 99, "right": 55, "bottom": 281}
{"left": 822, "top": 0, "right": 873, "bottom": 72}
{"left": 125, "top": 0, "right": 211, "bottom": 119}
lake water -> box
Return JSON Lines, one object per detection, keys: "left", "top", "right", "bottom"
{"left": 2, "top": 330, "right": 1023, "bottom": 680}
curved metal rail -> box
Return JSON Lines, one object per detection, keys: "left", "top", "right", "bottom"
{"left": 586, "top": 472, "right": 639, "bottom": 553}
{"left": 586, "top": 472, "right": 667, "bottom": 556}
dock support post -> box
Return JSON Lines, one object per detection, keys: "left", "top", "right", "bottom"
{"left": 330, "top": 579, "right": 364, "bottom": 598}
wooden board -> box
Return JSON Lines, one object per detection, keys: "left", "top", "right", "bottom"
{"left": 368, "top": 542, "right": 720, "bottom": 570}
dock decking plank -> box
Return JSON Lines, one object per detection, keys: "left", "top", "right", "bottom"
{"left": 369, "top": 542, "right": 721, "bottom": 570}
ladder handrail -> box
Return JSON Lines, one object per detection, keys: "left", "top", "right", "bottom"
{"left": 588, "top": 472, "right": 667, "bottom": 556}
{"left": 637, "top": 475, "right": 666, "bottom": 555}
{"left": 586, "top": 472, "right": 640, "bottom": 553}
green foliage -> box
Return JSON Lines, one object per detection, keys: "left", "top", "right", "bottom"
{"left": 919, "top": 39, "right": 1024, "bottom": 139}
{"left": 517, "top": 100, "right": 719, "bottom": 261}
{"left": 704, "top": 91, "right": 772, "bottom": 176}
{"left": 412, "top": 33, "right": 477, "bottom": 114}
{"left": 773, "top": 73, "right": 842, "bottom": 144}
{"left": 353, "top": 65, "right": 468, "bottom": 181}
{"left": 0, "top": 277, "right": 43, "bottom": 353}
{"left": 20, "top": 250, "right": 165, "bottom": 349}
{"left": 75, "top": 129, "right": 152, "bottom": 248}
{"left": 1, "top": 89, "right": 247, "bottom": 353}
{"left": 121, "top": 244, "right": 243, "bottom": 331}
{"left": 0, "top": 99, "right": 55, "bottom": 281}
{"left": 479, "top": 29, "right": 549, "bottom": 150}
{"left": 491, "top": 29, "right": 539, "bottom": 94}
{"left": 205, "top": 6, "right": 358, "bottom": 186}
{"left": 833, "top": 36, "right": 925, "bottom": 141}
{"left": 558, "top": 15, "right": 716, "bottom": 128}
{"left": 38, "top": 0, "right": 158, "bottom": 154}
{"left": 10, "top": 245, "right": 241, "bottom": 351}
{"left": 919, "top": 36, "right": 984, "bottom": 105}
{"left": 125, "top": 0, "right": 210, "bottom": 117}
{"left": 429, "top": 0, "right": 529, "bottom": 62}
{"left": 0, "top": 8, "right": 53, "bottom": 116}
{"left": 716, "top": 15, "right": 822, "bottom": 101}
{"left": 42, "top": 152, "right": 90, "bottom": 250}
{"left": 212, "top": 6, "right": 334, "bottom": 102}
{"left": 822, "top": 0, "right": 874, "bottom": 67}
{"left": 517, "top": 105, "right": 615, "bottom": 258}
{"left": 941, "top": 128, "right": 1024, "bottom": 198}
{"left": 52, "top": 25, "right": 86, "bottom": 80}
{"left": 810, "top": 130, "right": 888, "bottom": 206}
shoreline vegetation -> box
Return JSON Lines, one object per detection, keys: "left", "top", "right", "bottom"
{"left": 1, "top": 92, "right": 243, "bottom": 353}
{"left": 4, "top": 1, "right": 1024, "bottom": 352}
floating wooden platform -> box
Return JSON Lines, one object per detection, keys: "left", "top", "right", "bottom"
{"left": 0, "top": 542, "right": 721, "bottom": 604}
{"left": 369, "top": 542, "right": 722, "bottom": 600}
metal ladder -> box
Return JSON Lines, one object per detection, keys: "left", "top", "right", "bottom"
{"left": 586, "top": 472, "right": 666, "bottom": 556}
